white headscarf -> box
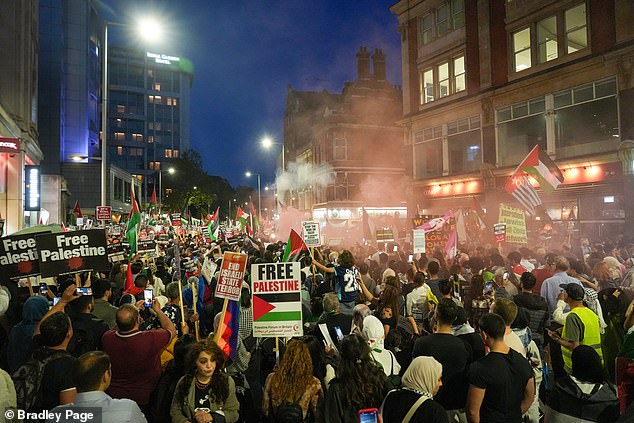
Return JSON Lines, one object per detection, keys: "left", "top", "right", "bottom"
{"left": 362, "top": 315, "right": 385, "bottom": 350}
{"left": 401, "top": 356, "right": 443, "bottom": 396}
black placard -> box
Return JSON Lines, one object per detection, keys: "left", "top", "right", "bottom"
{"left": 0, "top": 231, "right": 51, "bottom": 280}
{"left": 36, "top": 229, "right": 109, "bottom": 277}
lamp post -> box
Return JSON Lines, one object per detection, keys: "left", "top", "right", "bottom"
{"left": 101, "top": 18, "right": 162, "bottom": 207}
{"left": 158, "top": 166, "right": 175, "bottom": 211}
{"left": 245, "top": 171, "right": 261, "bottom": 219}
{"left": 262, "top": 136, "right": 285, "bottom": 213}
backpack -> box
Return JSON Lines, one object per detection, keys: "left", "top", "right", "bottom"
{"left": 12, "top": 349, "right": 68, "bottom": 411}
{"left": 68, "top": 317, "right": 103, "bottom": 357}
{"left": 274, "top": 401, "right": 304, "bottom": 423}
{"left": 385, "top": 352, "right": 402, "bottom": 390}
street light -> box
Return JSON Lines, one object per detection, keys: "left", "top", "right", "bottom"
{"left": 157, "top": 166, "right": 175, "bottom": 210}
{"left": 245, "top": 171, "right": 261, "bottom": 219}
{"left": 261, "top": 136, "right": 285, "bottom": 171}
{"left": 101, "top": 18, "right": 163, "bottom": 207}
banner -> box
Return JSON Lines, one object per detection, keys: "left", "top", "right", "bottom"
{"left": 416, "top": 214, "right": 456, "bottom": 253}
{"left": 301, "top": 221, "right": 321, "bottom": 247}
{"left": 251, "top": 262, "right": 303, "bottom": 338}
{"left": 494, "top": 223, "right": 507, "bottom": 243}
{"left": 215, "top": 252, "right": 248, "bottom": 301}
{"left": 375, "top": 229, "right": 394, "bottom": 242}
{"left": 0, "top": 231, "right": 51, "bottom": 280}
{"left": 36, "top": 229, "right": 109, "bottom": 277}
{"left": 498, "top": 205, "right": 527, "bottom": 245}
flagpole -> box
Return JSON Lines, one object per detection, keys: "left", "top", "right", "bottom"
{"left": 212, "top": 298, "right": 229, "bottom": 343}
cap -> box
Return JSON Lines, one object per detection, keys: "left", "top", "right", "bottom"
{"left": 560, "top": 283, "right": 584, "bottom": 301}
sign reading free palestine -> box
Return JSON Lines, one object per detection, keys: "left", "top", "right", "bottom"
{"left": 251, "top": 262, "right": 303, "bottom": 338}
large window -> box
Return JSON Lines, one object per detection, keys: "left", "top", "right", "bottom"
{"left": 497, "top": 98, "right": 547, "bottom": 166}
{"left": 414, "top": 126, "right": 443, "bottom": 179}
{"left": 419, "top": 54, "right": 466, "bottom": 104}
{"left": 554, "top": 77, "right": 619, "bottom": 158}
{"left": 448, "top": 116, "right": 481, "bottom": 174}
{"left": 333, "top": 134, "right": 347, "bottom": 160}
{"left": 537, "top": 16, "right": 558, "bottom": 63}
{"left": 418, "top": 0, "right": 465, "bottom": 45}
{"left": 565, "top": 3, "right": 587, "bottom": 53}
{"left": 513, "top": 28, "right": 532, "bottom": 72}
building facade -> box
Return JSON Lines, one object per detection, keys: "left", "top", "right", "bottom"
{"left": 283, "top": 47, "right": 406, "bottom": 242}
{"left": 0, "top": 0, "right": 43, "bottom": 235}
{"left": 107, "top": 47, "right": 193, "bottom": 204}
{"left": 391, "top": 0, "right": 634, "bottom": 242}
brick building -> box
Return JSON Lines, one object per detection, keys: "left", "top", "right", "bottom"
{"left": 391, "top": 0, "right": 634, "bottom": 242}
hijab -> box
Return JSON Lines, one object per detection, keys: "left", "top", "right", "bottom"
{"left": 572, "top": 345, "right": 607, "bottom": 384}
{"left": 7, "top": 295, "right": 49, "bottom": 372}
{"left": 401, "top": 356, "right": 443, "bottom": 396}
{"left": 362, "top": 315, "right": 385, "bottom": 351}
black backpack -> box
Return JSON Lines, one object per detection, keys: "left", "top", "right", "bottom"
{"left": 12, "top": 349, "right": 68, "bottom": 411}
{"left": 274, "top": 401, "right": 304, "bottom": 423}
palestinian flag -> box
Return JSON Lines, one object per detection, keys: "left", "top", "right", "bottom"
{"left": 213, "top": 299, "right": 240, "bottom": 361}
{"left": 253, "top": 291, "right": 302, "bottom": 324}
{"left": 207, "top": 207, "right": 220, "bottom": 241}
{"left": 517, "top": 145, "right": 564, "bottom": 192}
{"left": 282, "top": 229, "right": 309, "bottom": 262}
{"left": 250, "top": 204, "right": 260, "bottom": 229}
{"left": 236, "top": 206, "right": 249, "bottom": 231}
{"left": 126, "top": 187, "right": 141, "bottom": 258}
{"left": 72, "top": 200, "right": 83, "bottom": 218}
{"left": 150, "top": 187, "right": 157, "bottom": 205}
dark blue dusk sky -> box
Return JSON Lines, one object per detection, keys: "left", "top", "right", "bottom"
{"left": 104, "top": 1, "right": 402, "bottom": 189}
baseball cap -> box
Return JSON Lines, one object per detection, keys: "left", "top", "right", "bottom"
{"left": 560, "top": 283, "right": 584, "bottom": 301}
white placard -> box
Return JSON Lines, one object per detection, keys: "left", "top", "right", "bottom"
{"left": 413, "top": 229, "right": 426, "bottom": 254}
{"left": 302, "top": 221, "right": 321, "bottom": 247}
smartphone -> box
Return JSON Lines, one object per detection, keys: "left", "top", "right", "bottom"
{"left": 143, "top": 289, "right": 153, "bottom": 308}
{"left": 334, "top": 325, "right": 344, "bottom": 342}
{"left": 503, "top": 271, "right": 509, "bottom": 280}
{"left": 53, "top": 297, "right": 61, "bottom": 306}
{"left": 393, "top": 245, "right": 398, "bottom": 252}
{"left": 358, "top": 408, "right": 379, "bottom": 423}
{"left": 39, "top": 283, "right": 48, "bottom": 295}
{"left": 484, "top": 281, "right": 493, "bottom": 295}
{"left": 76, "top": 287, "right": 92, "bottom": 296}
{"left": 408, "top": 254, "right": 413, "bottom": 263}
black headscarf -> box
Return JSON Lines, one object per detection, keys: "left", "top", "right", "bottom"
{"left": 571, "top": 345, "right": 607, "bottom": 384}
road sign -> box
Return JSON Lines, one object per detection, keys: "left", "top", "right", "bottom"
{"left": 302, "top": 221, "right": 320, "bottom": 247}
{"left": 494, "top": 223, "right": 507, "bottom": 243}
{"left": 215, "top": 252, "right": 248, "bottom": 301}
{"left": 96, "top": 206, "right": 112, "bottom": 221}
{"left": 251, "top": 262, "right": 303, "bottom": 338}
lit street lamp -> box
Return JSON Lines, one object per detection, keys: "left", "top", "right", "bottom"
{"left": 245, "top": 171, "right": 261, "bottom": 220}
{"left": 157, "top": 166, "right": 175, "bottom": 210}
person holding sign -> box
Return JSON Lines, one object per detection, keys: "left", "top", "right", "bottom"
{"left": 310, "top": 249, "right": 360, "bottom": 316}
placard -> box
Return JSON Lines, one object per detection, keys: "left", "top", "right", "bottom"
{"left": 302, "top": 221, "right": 320, "bottom": 247}
{"left": 138, "top": 239, "right": 156, "bottom": 253}
{"left": 416, "top": 214, "right": 456, "bottom": 253}
{"left": 494, "top": 223, "right": 507, "bottom": 243}
{"left": 215, "top": 252, "right": 248, "bottom": 301}
{"left": 96, "top": 206, "right": 112, "bottom": 221}
{"left": 107, "top": 243, "right": 125, "bottom": 263}
{"left": 375, "top": 229, "right": 394, "bottom": 242}
{"left": 413, "top": 229, "right": 426, "bottom": 254}
{"left": 0, "top": 231, "right": 51, "bottom": 280}
{"left": 498, "top": 205, "right": 527, "bottom": 245}
{"left": 201, "top": 257, "right": 218, "bottom": 283}
{"left": 36, "top": 229, "right": 109, "bottom": 277}
{"left": 171, "top": 213, "right": 182, "bottom": 227}
{"left": 251, "top": 262, "right": 303, "bottom": 338}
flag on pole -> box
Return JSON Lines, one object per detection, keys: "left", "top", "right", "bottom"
{"left": 125, "top": 260, "right": 134, "bottom": 292}
{"left": 214, "top": 300, "right": 240, "bottom": 361}
{"left": 207, "top": 207, "right": 220, "bottom": 241}
{"left": 72, "top": 201, "right": 83, "bottom": 218}
{"left": 445, "top": 229, "right": 457, "bottom": 259}
{"left": 250, "top": 203, "right": 260, "bottom": 229}
{"left": 282, "top": 229, "right": 309, "bottom": 262}
{"left": 516, "top": 145, "right": 564, "bottom": 192}
{"left": 150, "top": 187, "right": 157, "bottom": 205}
{"left": 126, "top": 187, "right": 141, "bottom": 258}
{"left": 236, "top": 206, "right": 249, "bottom": 231}
{"left": 505, "top": 174, "right": 542, "bottom": 215}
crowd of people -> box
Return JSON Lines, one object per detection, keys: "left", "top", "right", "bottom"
{"left": 2, "top": 230, "right": 634, "bottom": 423}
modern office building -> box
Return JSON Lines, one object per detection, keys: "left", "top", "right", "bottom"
{"left": 107, "top": 46, "right": 193, "bottom": 204}
{"left": 391, "top": 0, "right": 634, "bottom": 241}
{"left": 283, "top": 47, "right": 406, "bottom": 242}
{"left": 0, "top": 0, "right": 42, "bottom": 235}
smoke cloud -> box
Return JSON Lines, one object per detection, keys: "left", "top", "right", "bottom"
{"left": 276, "top": 161, "right": 334, "bottom": 194}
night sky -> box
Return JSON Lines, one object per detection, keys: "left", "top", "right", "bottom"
{"left": 103, "top": 0, "right": 402, "bottom": 189}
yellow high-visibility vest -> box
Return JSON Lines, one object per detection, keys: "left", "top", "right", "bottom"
{"left": 562, "top": 306, "right": 603, "bottom": 372}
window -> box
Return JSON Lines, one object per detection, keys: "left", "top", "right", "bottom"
{"left": 334, "top": 134, "right": 347, "bottom": 160}
{"left": 165, "top": 149, "right": 173, "bottom": 158}
{"left": 537, "top": 16, "right": 558, "bottom": 63}
{"left": 173, "top": 149, "right": 179, "bottom": 158}
{"left": 422, "top": 69, "right": 434, "bottom": 104}
{"left": 414, "top": 126, "right": 443, "bottom": 179}
{"left": 172, "top": 98, "right": 178, "bottom": 106}
{"left": 447, "top": 116, "right": 482, "bottom": 174}
{"left": 438, "top": 63, "right": 450, "bottom": 98}
{"left": 420, "top": 14, "right": 433, "bottom": 45}
{"left": 148, "top": 135, "right": 155, "bottom": 143}
{"left": 436, "top": 2, "right": 450, "bottom": 36}
{"left": 153, "top": 83, "right": 161, "bottom": 91}
{"left": 117, "top": 146, "right": 123, "bottom": 156}
{"left": 419, "top": 54, "right": 465, "bottom": 104}
{"left": 554, "top": 77, "right": 618, "bottom": 158}
{"left": 453, "top": 56, "right": 465, "bottom": 92}
{"left": 132, "top": 133, "right": 143, "bottom": 142}
{"left": 149, "top": 161, "right": 161, "bottom": 171}
{"left": 452, "top": 0, "right": 465, "bottom": 28}
{"left": 117, "top": 105, "right": 126, "bottom": 113}
{"left": 497, "top": 97, "right": 547, "bottom": 166}
{"left": 565, "top": 3, "right": 587, "bottom": 53}
{"left": 513, "top": 28, "right": 532, "bottom": 72}
{"left": 114, "top": 132, "right": 125, "bottom": 141}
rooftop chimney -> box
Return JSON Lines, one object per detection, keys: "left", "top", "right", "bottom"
{"left": 372, "top": 48, "right": 386, "bottom": 81}
{"left": 356, "top": 46, "right": 371, "bottom": 80}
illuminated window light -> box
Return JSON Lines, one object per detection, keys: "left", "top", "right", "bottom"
{"left": 604, "top": 196, "right": 615, "bottom": 203}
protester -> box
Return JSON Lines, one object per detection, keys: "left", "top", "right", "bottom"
{"left": 6, "top": 295, "right": 49, "bottom": 372}
{"left": 541, "top": 257, "right": 583, "bottom": 319}
{"left": 67, "top": 289, "right": 109, "bottom": 357}
{"left": 491, "top": 298, "right": 526, "bottom": 357}
{"left": 170, "top": 341, "right": 240, "bottom": 423}
{"left": 362, "top": 315, "right": 401, "bottom": 378}
{"left": 311, "top": 250, "right": 361, "bottom": 315}
{"left": 92, "top": 278, "right": 118, "bottom": 329}
{"left": 315, "top": 292, "right": 352, "bottom": 347}
{"left": 381, "top": 356, "right": 448, "bottom": 423}
{"left": 262, "top": 339, "right": 323, "bottom": 422}
{"left": 513, "top": 272, "right": 548, "bottom": 349}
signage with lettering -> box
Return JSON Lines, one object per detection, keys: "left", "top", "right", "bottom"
{"left": 375, "top": 229, "right": 394, "bottom": 242}
{"left": 413, "top": 229, "right": 426, "bottom": 254}
{"left": 96, "top": 206, "right": 112, "bottom": 221}
{"left": 302, "top": 221, "right": 321, "bottom": 247}
{"left": 0, "top": 137, "right": 19, "bottom": 154}
{"left": 251, "top": 262, "right": 303, "bottom": 338}
{"left": 0, "top": 231, "right": 51, "bottom": 280}
{"left": 416, "top": 215, "right": 456, "bottom": 253}
{"left": 24, "top": 166, "right": 40, "bottom": 211}
{"left": 498, "top": 205, "right": 527, "bottom": 245}
{"left": 494, "top": 223, "right": 507, "bottom": 243}
{"left": 36, "top": 229, "right": 109, "bottom": 277}
{"left": 214, "top": 252, "right": 248, "bottom": 301}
